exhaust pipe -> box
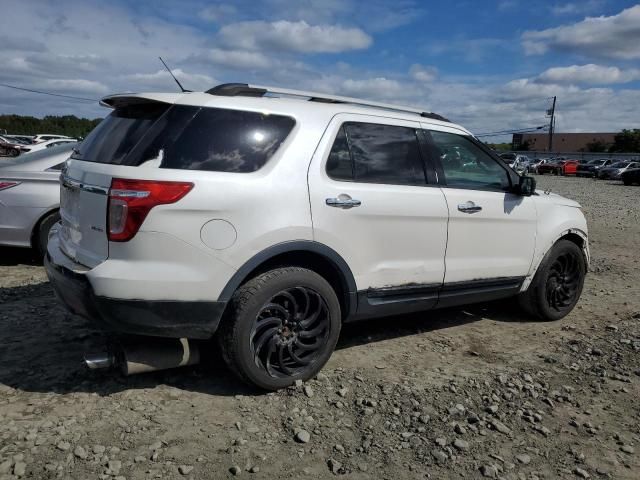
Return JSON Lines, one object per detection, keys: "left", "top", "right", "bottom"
{"left": 84, "top": 338, "right": 200, "bottom": 376}
{"left": 84, "top": 352, "right": 115, "bottom": 370}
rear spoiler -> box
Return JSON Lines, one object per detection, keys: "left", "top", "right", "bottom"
{"left": 100, "top": 93, "right": 183, "bottom": 109}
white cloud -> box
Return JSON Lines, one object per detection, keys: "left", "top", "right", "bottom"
{"left": 218, "top": 20, "right": 372, "bottom": 53}
{"left": 409, "top": 64, "right": 438, "bottom": 82}
{"left": 523, "top": 5, "right": 640, "bottom": 59}
{"left": 206, "top": 49, "right": 273, "bottom": 70}
{"left": 198, "top": 4, "right": 237, "bottom": 23}
{"left": 125, "top": 69, "right": 217, "bottom": 92}
{"left": 498, "top": 1, "right": 518, "bottom": 11}
{"left": 339, "top": 77, "right": 409, "bottom": 100}
{"left": 44, "top": 79, "right": 109, "bottom": 95}
{"left": 536, "top": 64, "right": 640, "bottom": 85}
{"left": 263, "top": 0, "right": 424, "bottom": 32}
{"left": 551, "top": 0, "right": 603, "bottom": 16}
{"left": 427, "top": 38, "right": 508, "bottom": 63}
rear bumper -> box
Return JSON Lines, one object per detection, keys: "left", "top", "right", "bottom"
{"left": 45, "top": 240, "right": 226, "bottom": 340}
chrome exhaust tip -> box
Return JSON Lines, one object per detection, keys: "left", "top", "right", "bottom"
{"left": 84, "top": 352, "right": 115, "bottom": 370}
{"left": 84, "top": 339, "right": 199, "bottom": 375}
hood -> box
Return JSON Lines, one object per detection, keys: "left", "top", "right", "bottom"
{"left": 535, "top": 191, "right": 581, "bottom": 208}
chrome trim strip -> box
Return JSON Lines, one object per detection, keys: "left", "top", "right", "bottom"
{"left": 60, "top": 174, "right": 109, "bottom": 195}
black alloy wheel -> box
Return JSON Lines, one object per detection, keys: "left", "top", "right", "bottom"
{"left": 251, "top": 287, "right": 330, "bottom": 378}
{"left": 518, "top": 239, "right": 586, "bottom": 321}
{"left": 219, "top": 267, "right": 341, "bottom": 390}
{"left": 545, "top": 251, "right": 582, "bottom": 313}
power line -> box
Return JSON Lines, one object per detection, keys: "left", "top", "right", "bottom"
{"left": 0, "top": 83, "right": 98, "bottom": 103}
{"left": 475, "top": 125, "right": 547, "bottom": 137}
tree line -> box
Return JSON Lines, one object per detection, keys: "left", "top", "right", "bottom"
{"left": 586, "top": 129, "right": 640, "bottom": 153}
{"left": 0, "top": 114, "right": 102, "bottom": 139}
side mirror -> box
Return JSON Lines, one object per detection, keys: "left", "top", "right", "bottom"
{"left": 517, "top": 175, "right": 536, "bottom": 196}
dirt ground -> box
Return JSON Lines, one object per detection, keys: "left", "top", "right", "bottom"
{"left": 1, "top": 175, "right": 638, "bottom": 480}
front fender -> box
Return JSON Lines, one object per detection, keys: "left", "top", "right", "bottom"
{"left": 521, "top": 200, "right": 589, "bottom": 292}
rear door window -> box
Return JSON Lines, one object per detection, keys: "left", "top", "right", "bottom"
{"left": 326, "top": 122, "right": 426, "bottom": 186}
{"left": 73, "top": 104, "right": 295, "bottom": 173}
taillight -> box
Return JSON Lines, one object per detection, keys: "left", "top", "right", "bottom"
{"left": 107, "top": 178, "right": 193, "bottom": 242}
{"left": 0, "top": 180, "right": 21, "bottom": 191}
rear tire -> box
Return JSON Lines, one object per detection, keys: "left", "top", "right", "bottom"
{"left": 218, "top": 267, "right": 341, "bottom": 390}
{"left": 518, "top": 240, "right": 586, "bottom": 321}
{"left": 34, "top": 211, "right": 60, "bottom": 259}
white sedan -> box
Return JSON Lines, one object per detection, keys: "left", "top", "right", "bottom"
{"left": 0, "top": 143, "right": 74, "bottom": 256}
{"left": 20, "top": 138, "right": 77, "bottom": 155}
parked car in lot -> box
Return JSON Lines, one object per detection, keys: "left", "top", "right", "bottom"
{"left": 32, "top": 134, "right": 74, "bottom": 144}
{"left": 0, "top": 137, "right": 32, "bottom": 157}
{"left": 499, "top": 153, "right": 530, "bottom": 173}
{"left": 597, "top": 161, "right": 639, "bottom": 180}
{"left": 621, "top": 168, "right": 640, "bottom": 186}
{"left": 45, "top": 84, "right": 589, "bottom": 390}
{"left": 0, "top": 143, "right": 74, "bottom": 255}
{"left": 0, "top": 135, "right": 30, "bottom": 146}
{"left": 20, "top": 138, "right": 77, "bottom": 155}
{"left": 527, "top": 158, "right": 549, "bottom": 174}
{"left": 576, "top": 158, "right": 613, "bottom": 177}
{"left": 8, "top": 135, "right": 36, "bottom": 144}
{"left": 537, "top": 159, "right": 579, "bottom": 176}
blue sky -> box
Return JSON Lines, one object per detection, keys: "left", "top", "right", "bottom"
{"left": 1, "top": 0, "right": 639, "bottom": 140}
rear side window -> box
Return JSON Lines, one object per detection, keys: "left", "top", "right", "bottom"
{"left": 326, "top": 122, "right": 426, "bottom": 186}
{"left": 74, "top": 104, "right": 295, "bottom": 173}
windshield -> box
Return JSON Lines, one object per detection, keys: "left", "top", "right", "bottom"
{"left": 611, "top": 162, "right": 629, "bottom": 168}
{"left": 500, "top": 153, "right": 516, "bottom": 160}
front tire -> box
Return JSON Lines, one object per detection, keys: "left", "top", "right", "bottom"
{"left": 518, "top": 240, "right": 586, "bottom": 321}
{"left": 218, "top": 267, "right": 341, "bottom": 390}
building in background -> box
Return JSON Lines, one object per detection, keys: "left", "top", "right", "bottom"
{"left": 512, "top": 133, "right": 616, "bottom": 152}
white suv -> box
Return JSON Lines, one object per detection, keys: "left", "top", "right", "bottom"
{"left": 45, "top": 83, "right": 589, "bottom": 390}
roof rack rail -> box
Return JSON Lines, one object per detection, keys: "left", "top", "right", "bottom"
{"left": 205, "top": 83, "right": 450, "bottom": 122}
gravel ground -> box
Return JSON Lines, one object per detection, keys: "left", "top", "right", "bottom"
{"left": 1, "top": 175, "right": 639, "bottom": 479}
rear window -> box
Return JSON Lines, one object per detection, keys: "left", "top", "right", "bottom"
{"left": 73, "top": 104, "right": 295, "bottom": 173}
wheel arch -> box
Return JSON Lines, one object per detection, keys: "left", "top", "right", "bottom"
{"left": 521, "top": 227, "right": 589, "bottom": 291}
{"left": 29, "top": 207, "right": 60, "bottom": 250}
{"left": 218, "top": 241, "right": 358, "bottom": 320}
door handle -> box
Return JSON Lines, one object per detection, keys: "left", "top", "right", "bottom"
{"left": 326, "top": 195, "right": 361, "bottom": 209}
{"left": 457, "top": 201, "right": 482, "bottom": 213}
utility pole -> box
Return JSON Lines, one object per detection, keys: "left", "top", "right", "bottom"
{"left": 547, "top": 96, "right": 556, "bottom": 152}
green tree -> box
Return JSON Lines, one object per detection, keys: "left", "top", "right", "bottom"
{"left": 610, "top": 129, "right": 640, "bottom": 153}
{"left": 0, "top": 114, "right": 102, "bottom": 139}
{"left": 585, "top": 140, "right": 608, "bottom": 153}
